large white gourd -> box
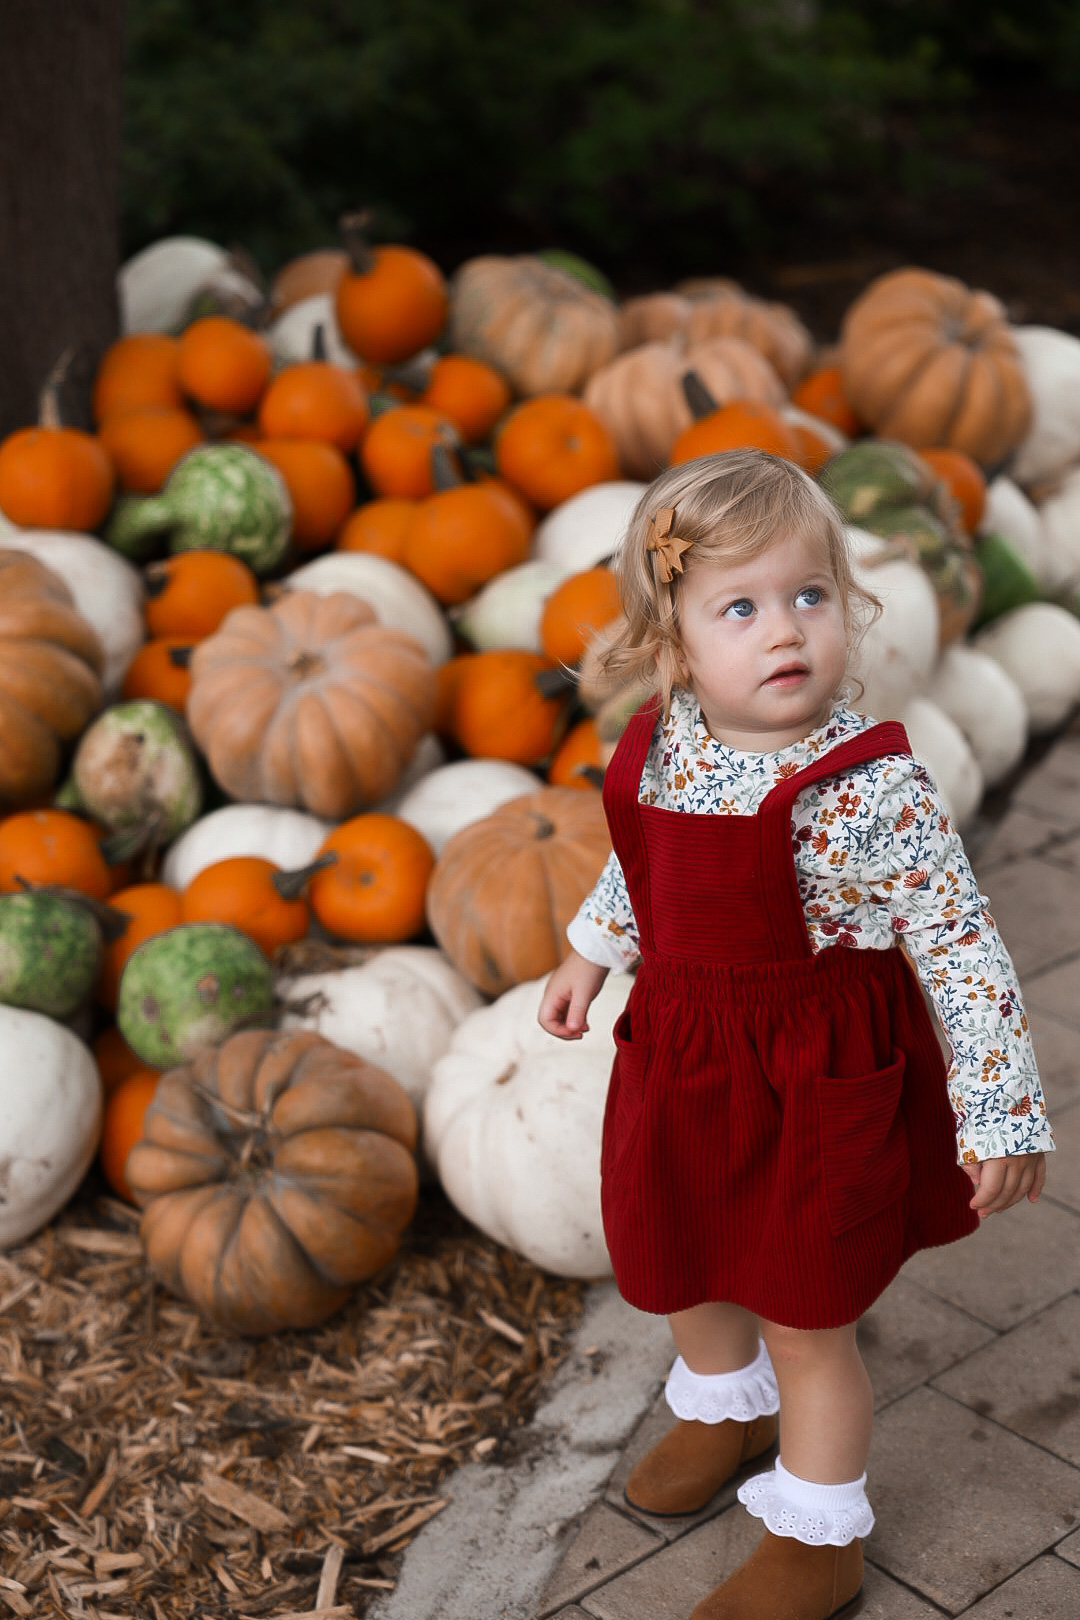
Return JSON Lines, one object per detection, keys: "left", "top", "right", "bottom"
{"left": 1009, "top": 326, "right": 1080, "bottom": 488}
{"left": 161, "top": 803, "right": 333, "bottom": 889}
{"left": 1035, "top": 466, "right": 1080, "bottom": 600}
{"left": 282, "top": 552, "right": 453, "bottom": 666}
{"left": 898, "top": 698, "right": 984, "bottom": 831}
{"left": 0, "top": 1008, "right": 103, "bottom": 1248}
{"left": 847, "top": 532, "right": 940, "bottom": 721}
{"left": 0, "top": 529, "right": 145, "bottom": 695}
{"left": 978, "top": 476, "right": 1051, "bottom": 588}
{"left": 453, "top": 558, "right": 571, "bottom": 652}
{"left": 118, "top": 236, "right": 230, "bottom": 334}
{"left": 924, "top": 644, "right": 1028, "bottom": 790}
{"left": 279, "top": 946, "right": 483, "bottom": 1123}
{"left": 532, "top": 480, "right": 646, "bottom": 571}
{"left": 424, "top": 971, "right": 634, "bottom": 1277}
{"left": 972, "top": 602, "right": 1080, "bottom": 733}
{"left": 393, "top": 759, "right": 540, "bottom": 856}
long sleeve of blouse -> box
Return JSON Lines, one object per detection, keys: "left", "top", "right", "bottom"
{"left": 567, "top": 692, "right": 1054, "bottom": 1164}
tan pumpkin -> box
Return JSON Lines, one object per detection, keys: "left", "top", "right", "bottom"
{"left": 838, "top": 267, "right": 1033, "bottom": 467}
{"left": 0, "top": 551, "right": 105, "bottom": 807}
{"left": 448, "top": 255, "right": 619, "bottom": 396}
{"left": 615, "top": 292, "right": 693, "bottom": 351}
{"left": 675, "top": 281, "right": 814, "bottom": 390}
{"left": 124, "top": 1028, "right": 418, "bottom": 1334}
{"left": 426, "top": 786, "right": 611, "bottom": 995}
{"left": 186, "top": 589, "right": 436, "bottom": 819}
{"left": 582, "top": 335, "right": 785, "bottom": 479}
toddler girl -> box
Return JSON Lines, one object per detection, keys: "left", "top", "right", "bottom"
{"left": 538, "top": 450, "right": 1052, "bottom": 1620}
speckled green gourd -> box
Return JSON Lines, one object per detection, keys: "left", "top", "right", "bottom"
{"left": 818, "top": 441, "right": 937, "bottom": 521}
{"left": 73, "top": 700, "right": 203, "bottom": 846}
{"left": 117, "top": 923, "right": 275, "bottom": 1067}
{"left": 103, "top": 445, "right": 292, "bottom": 575}
{"left": 0, "top": 892, "right": 101, "bottom": 1018}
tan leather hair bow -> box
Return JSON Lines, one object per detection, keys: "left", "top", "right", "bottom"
{"left": 646, "top": 507, "right": 693, "bottom": 583}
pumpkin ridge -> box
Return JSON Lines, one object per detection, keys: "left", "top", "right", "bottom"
{"left": 884, "top": 344, "right": 971, "bottom": 445}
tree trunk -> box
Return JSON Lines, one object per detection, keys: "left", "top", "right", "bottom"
{"left": 0, "top": 1, "right": 125, "bottom": 438}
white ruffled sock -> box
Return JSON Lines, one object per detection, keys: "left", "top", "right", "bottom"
{"left": 738, "top": 1457, "right": 874, "bottom": 1546}
{"left": 665, "top": 1339, "right": 780, "bottom": 1424}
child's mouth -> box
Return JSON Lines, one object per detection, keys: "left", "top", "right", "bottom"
{"left": 764, "top": 665, "right": 809, "bottom": 686}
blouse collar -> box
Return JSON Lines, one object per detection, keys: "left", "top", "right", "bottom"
{"left": 669, "top": 686, "right": 869, "bottom": 775}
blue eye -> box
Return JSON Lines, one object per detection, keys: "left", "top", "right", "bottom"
{"left": 796, "top": 586, "right": 823, "bottom": 607}
{"left": 724, "top": 598, "right": 754, "bottom": 620}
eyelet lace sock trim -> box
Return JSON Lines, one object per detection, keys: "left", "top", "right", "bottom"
{"left": 665, "top": 1340, "right": 780, "bottom": 1424}
{"left": 737, "top": 1458, "right": 875, "bottom": 1546}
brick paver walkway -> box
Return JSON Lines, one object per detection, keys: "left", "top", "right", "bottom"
{"left": 535, "top": 729, "right": 1080, "bottom": 1620}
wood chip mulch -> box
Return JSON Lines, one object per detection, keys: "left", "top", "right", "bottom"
{"left": 0, "top": 1179, "right": 586, "bottom": 1619}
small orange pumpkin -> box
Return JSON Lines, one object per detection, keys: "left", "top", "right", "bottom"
{"left": 255, "top": 439, "right": 356, "bottom": 550}
{"left": 100, "top": 1069, "right": 162, "bottom": 1203}
{"left": 93, "top": 334, "right": 185, "bottom": 424}
{"left": 144, "top": 550, "right": 260, "bottom": 640}
{"left": 93, "top": 1024, "right": 152, "bottom": 1094}
{"left": 0, "top": 423, "right": 114, "bottom": 532}
{"left": 669, "top": 395, "right": 800, "bottom": 466}
{"left": 120, "top": 637, "right": 194, "bottom": 712}
{"left": 97, "top": 881, "right": 184, "bottom": 1010}
{"left": 791, "top": 365, "right": 861, "bottom": 438}
{"left": 308, "top": 815, "right": 434, "bottom": 943}
{"left": 539, "top": 567, "right": 622, "bottom": 666}
{"left": 335, "top": 497, "right": 417, "bottom": 562}
{"left": 547, "top": 716, "right": 604, "bottom": 791}
{"left": 0, "top": 808, "right": 111, "bottom": 900}
{"left": 402, "top": 477, "right": 531, "bottom": 606}
{"left": 418, "top": 354, "right": 512, "bottom": 444}
{"left": 257, "top": 361, "right": 369, "bottom": 451}
{"left": 918, "top": 447, "right": 987, "bottom": 535}
{"left": 181, "top": 854, "right": 323, "bottom": 957}
{"left": 176, "top": 316, "right": 272, "bottom": 415}
{"left": 359, "top": 403, "right": 458, "bottom": 499}
{"left": 495, "top": 395, "right": 619, "bottom": 511}
{"left": 335, "top": 215, "right": 448, "bottom": 365}
{"left": 445, "top": 650, "right": 568, "bottom": 764}
{"left": 98, "top": 406, "right": 205, "bottom": 494}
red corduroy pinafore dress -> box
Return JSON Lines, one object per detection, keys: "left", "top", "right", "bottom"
{"left": 599, "top": 700, "right": 980, "bottom": 1330}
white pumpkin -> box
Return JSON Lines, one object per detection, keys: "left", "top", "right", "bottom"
{"left": 1009, "top": 326, "right": 1080, "bottom": 488}
{"left": 1035, "top": 466, "right": 1080, "bottom": 600}
{"left": 160, "top": 803, "right": 334, "bottom": 889}
{"left": 978, "top": 476, "right": 1051, "bottom": 588}
{"left": 924, "top": 643, "right": 1028, "bottom": 790}
{"left": 118, "top": 235, "right": 230, "bottom": 334}
{"left": 0, "top": 1008, "right": 103, "bottom": 1248}
{"left": 282, "top": 551, "right": 453, "bottom": 666}
{"left": 278, "top": 946, "right": 483, "bottom": 1123}
{"left": 453, "top": 558, "right": 571, "bottom": 652}
{"left": 374, "top": 733, "right": 447, "bottom": 817}
{"left": 423, "top": 971, "right": 634, "bottom": 1278}
{"left": 0, "top": 529, "right": 145, "bottom": 695}
{"left": 532, "top": 480, "right": 646, "bottom": 572}
{"left": 848, "top": 536, "right": 940, "bottom": 721}
{"left": 898, "top": 697, "right": 984, "bottom": 831}
{"left": 393, "top": 759, "right": 541, "bottom": 856}
{"left": 267, "top": 293, "right": 358, "bottom": 369}
{"left": 972, "top": 602, "right": 1080, "bottom": 734}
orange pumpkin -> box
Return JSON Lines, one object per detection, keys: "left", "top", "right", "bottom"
{"left": 669, "top": 396, "right": 800, "bottom": 466}
{"left": 495, "top": 395, "right": 619, "bottom": 511}
{"left": 0, "top": 423, "right": 114, "bottom": 532}
{"left": 186, "top": 590, "right": 436, "bottom": 819}
{"left": 93, "top": 334, "right": 185, "bottom": 424}
{"left": 547, "top": 716, "right": 604, "bottom": 791}
{"left": 335, "top": 217, "right": 448, "bottom": 365}
{"left": 359, "top": 403, "right": 458, "bottom": 499}
{"left": 0, "top": 808, "right": 110, "bottom": 899}
{"left": 100, "top": 1070, "right": 162, "bottom": 1203}
{"left": 426, "top": 787, "right": 611, "bottom": 994}
{"left": 433, "top": 652, "right": 474, "bottom": 742}
{"left": 143, "top": 550, "right": 260, "bottom": 640}
{"left": 918, "top": 448, "right": 987, "bottom": 535}
{"left": 97, "top": 881, "right": 184, "bottom": 1010}
{"left": 418, "top": 354, "right": 512, "bottom": 444}
{"left": 539, "top": 567, "right": 621, "bottom": 666}
{"left": 181, "top": 854, "right": 321, "bottom": 957}
{"left": 838, "top": 267, "right": 1032, "bottom": 466}
{"left": 257, "top": 361, "right": 369, "bottom": 452}
{"left": 0, "top": 551, "right": 105, "bottom": 808}
{"left": 176, "top": 316, "right": 272, "bottom": 415}
{"left": 445, "top": 649, "right": 568, "bottom": 764}
{"left": 255, "top": 439, "right": 356, "bottom": 550}
{"left": 679, "top": 282, "right": 814, "bottom": 390}
{"left": 402, "top": 478, "right": 531, "bottom": 606}
{"left": 787, "top": 417, "right": 841, "bottom": 477}
{"left": 335, "top": 497, "right": 417, "bottom": 562}
{"left": 791, "top": 365, "right": 861, "bottom": 438}
{"left": 308, "top": 814, "right": 433, "bottom": 943}
{"left": 448, "top": 255, "right": 618, "bottom": 395}
{"left": 93, "top": 1024, "right": 150, "bottom": 1094}
{"left": 98, "top": 406, "right": 205, "bottom": 494}
{"left": 119, "top": 637, "right": 193, "bottom": 712}
{"left": 124, "top": 1027, "right": 419, "bottom": 1334}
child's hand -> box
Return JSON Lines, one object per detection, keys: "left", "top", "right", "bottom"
{"left": 962, "top": 1151, "right": 1046, "bottom": 1218}
{"left": 538, "top": 951, "right": 609, "bottom": 1040}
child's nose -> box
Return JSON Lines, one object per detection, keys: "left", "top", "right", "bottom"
{"left": 768, "top": 608, "right": 805, "bottom": 646}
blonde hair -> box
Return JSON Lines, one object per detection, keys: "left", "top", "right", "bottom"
{"left": 598, "top": 450, "right": 880, "bottom": 715}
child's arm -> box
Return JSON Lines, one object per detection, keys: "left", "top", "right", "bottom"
{"left": 539, "top": 850, "right": 640, "bottom": 1039}
{"left": 538, "top": 950, "right": 610, "bottom": 1039}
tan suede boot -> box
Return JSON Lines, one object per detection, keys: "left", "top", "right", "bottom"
{"left": 623, "top": 1413, "right": 779, "bottom": 1516}
{"left": 689, "top": 1529, "right": 864, "bottom": 1620}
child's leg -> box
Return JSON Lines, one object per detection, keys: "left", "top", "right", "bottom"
{"left": 759, "top": 1319, "right": 872, "bottom": 1483}
{"left": 669, "top": 1301, "right": 762, "bottom": 1373}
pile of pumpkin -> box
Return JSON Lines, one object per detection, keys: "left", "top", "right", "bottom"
{"left": 3, "top": 223, "right": 1080, "bottom": 1338}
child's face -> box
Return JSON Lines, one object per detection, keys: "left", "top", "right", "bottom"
{"left": 675, "top": 529, "right": 849, "bottom": 750}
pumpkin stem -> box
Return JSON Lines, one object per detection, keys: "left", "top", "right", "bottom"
{"left": 38, "top": 346, "right": 77, "bottom": 430}
{"left": 430, "top": 441, "right": 470, "bottom": 491}
{"left": 167, "top": 645, "right": 194, "bottom": 669}
{"left": 286, "top": 648, "right": 324, "bottom": 680}
{"left": 526, "top": 813, "right": 556, "bottom": 840}
{"left": 271, "top": 852, "right": 337, "bottom": 901}
{"left": 381, "top": 354, "right": 436, "bottom": 394}
{"left": 574, "top": 764, "right": 606, "bottom": 789}
{"left": 339, "top": 210, "right": 377, "bottom": 275}
{"left": 681, "top": 369, "right": 719, "bottom": 422}
{"left": 312, "top": 323, "right": 328, "bottom": 362}
{"left": 534, "top": 665, "right": 578, "bottom": 699}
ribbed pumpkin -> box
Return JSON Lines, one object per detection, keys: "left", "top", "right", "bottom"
{"left": 426, "top": 787, "right": 611, "bottom": 995}
{"left": 0, "top": 552, "right": 105, "bottom": 807}
{"left": 124, "top": 1027, "right": 419, "bottom": 1335}
{"left": 615, "top": 292, "right": 693, "bottom": 351}
{"left": 583, "top": 336, "right": 786, "bottom": 480}
{"left": 186, "top": 589, "right": 436, "bottom": 819}
{"left": 449, "top": 255, "right": 619, "bottom": 396}
{"left": 678, "top": 281, "right": 814, "bottom": 390}
{"left": 838, "top": 267, "right": 1033, "bottom": 467}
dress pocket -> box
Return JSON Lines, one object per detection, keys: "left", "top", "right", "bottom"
{"left": 818, "top": 1049, "right": 910, "bottom": 1236}
{"left": 607, "top": 1003, "right": 650, "bottom": 1150}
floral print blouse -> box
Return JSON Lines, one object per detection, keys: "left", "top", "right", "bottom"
{"left": 567, "top": 687, "right": 1054, "bottom": 1165}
